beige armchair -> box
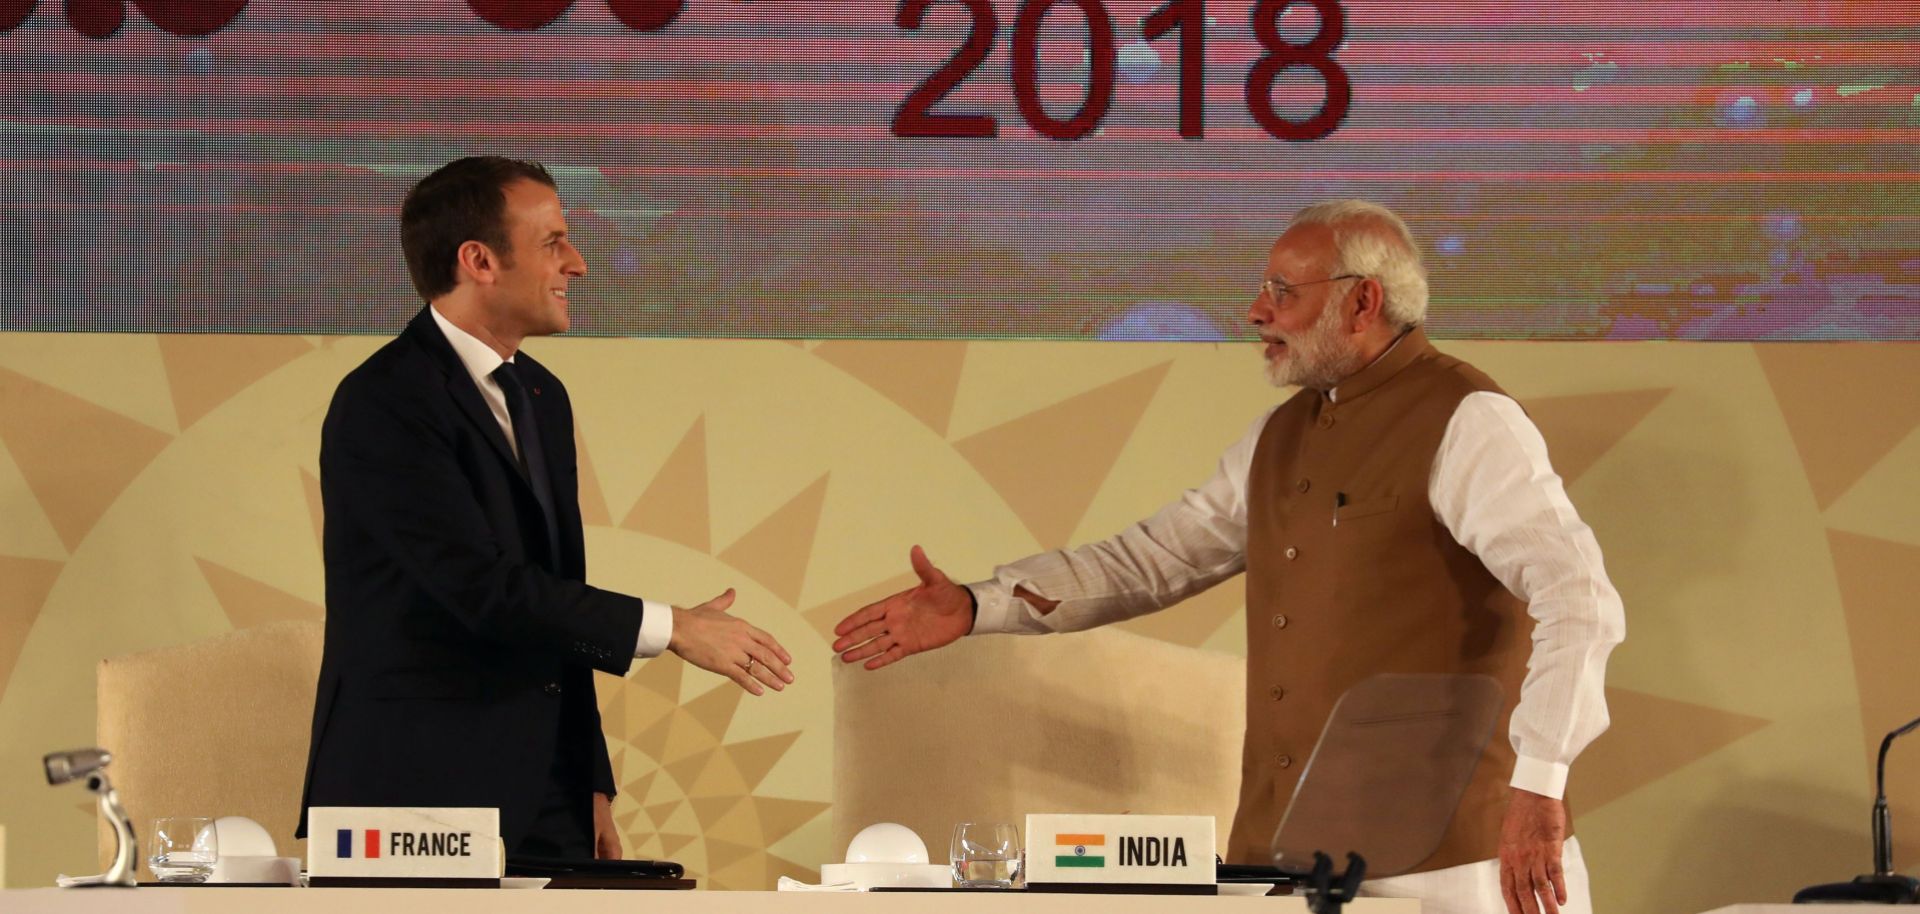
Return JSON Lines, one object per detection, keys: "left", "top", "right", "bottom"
{"left": 95, "top": 620, "right": 323, "bottom": 867}
{"left": 832, "top": 627, "right": 1245, "bottom": 861}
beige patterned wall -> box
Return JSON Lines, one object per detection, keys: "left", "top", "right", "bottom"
{"left": 0, "top": 332, "right": 1915, "bottom": 911}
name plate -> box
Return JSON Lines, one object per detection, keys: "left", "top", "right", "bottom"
{"left": 306, "top": 807, "right": 499, "bottom": 879}
{"left": 1024, "top": 814, "right": 1214, "bottom": 886}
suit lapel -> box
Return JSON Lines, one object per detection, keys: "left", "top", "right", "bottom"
{"left": 516, "top": 353, "right": 570, "bottom": 485}
{"left": 449, "top": 374, "right": 523, "bottom": 477}
{"left": 516, "top": 352, "right": 582, "bottom": 572}
{"left": 406, "top": 309, "right": 523, "bottom": 481}
{"left": 409, "top": 309, "right": 577, "bottom": 574}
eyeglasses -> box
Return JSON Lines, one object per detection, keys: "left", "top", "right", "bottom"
{"left": 1259, "top": 274, "right": 1363, "bottom": 302}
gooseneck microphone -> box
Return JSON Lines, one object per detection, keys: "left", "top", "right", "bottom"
{"left": 43, "top": 748, "right": 112, "bottom": 786}
{"left": 1794, "top": 713, "right": 1920, "bottom": 904}
{"left": 1876, "top": 715, "right": 1920, "bottom": 878}
{"left": 44, "top": 748, "right": 138, "bottom": 888}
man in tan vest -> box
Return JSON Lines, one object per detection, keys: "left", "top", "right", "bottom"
{"left": 832, "top": 200, "right": 1625, "bottom": 914}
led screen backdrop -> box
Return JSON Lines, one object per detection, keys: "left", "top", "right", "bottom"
{"left": 0, "top": 0, "right": 1915, "bottom": 340}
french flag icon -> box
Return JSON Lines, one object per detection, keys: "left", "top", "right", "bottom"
{"left": 336, "top": 828, "right": 381, "bottom": 858}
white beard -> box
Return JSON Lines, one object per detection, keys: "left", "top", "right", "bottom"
{"left": 1263, "top": 301, "right": 1364, "bottom": 390}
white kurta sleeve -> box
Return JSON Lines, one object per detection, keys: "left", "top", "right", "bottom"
{"left": 969, "top": 408, "right": 1274, "bottom": 635}
{"left": 1431, "top": 392, "right": 1627, "bottom": 799}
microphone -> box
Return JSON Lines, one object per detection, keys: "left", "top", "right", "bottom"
{"left": 43, "top": 748, "right": 112, "bottom": 786}
{"left": 1794, "top": 713, "right": 1920, "bottom": 904}
{"left": 44, "top": 747, "right": 138, "bottom": 887}
{"left": 1878, "top": 717, "right": 1920, "bottom": 877}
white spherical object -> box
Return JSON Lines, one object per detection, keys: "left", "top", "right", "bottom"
{"left": 210, "top": 816, "right": 277, "bottom": 858}
{"left": 844, "top": 822, "right": 929, "bottom": 865}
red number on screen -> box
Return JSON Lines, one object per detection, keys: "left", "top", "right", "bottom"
{"left": 1141, "top": 0, "right": 1206, "bottom": 139}
{"left": 606, "top": 0, "right": 683, "bottom": 31}
{"left": 892, "top": 0, "right": 1350, "bottom": 142}
{"left": 131, "top": 0, "right": 248, "bottom": 35}
{"left": 1246, "top": 0, "right": 1351, "bottom": 141}
{"left": 0, "top": 0, "right": 30, "bottom": 32}
{"left": 465, "top": 0, "right": 682, "bottom": 32}
{"left": 5, "top": 0, "right": 250, "bottom": 37}
{"left": 1010, "top": 0, "right": 1116, "bottom": 140}
{"left": 893, "top": 0, "right": 1001, "bottom": 138}
{"left": 467, "top": 0, "right": 572, "bottom": 30}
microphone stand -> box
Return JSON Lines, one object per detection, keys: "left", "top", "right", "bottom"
{"left": 1303, "top": 851, "right": 1367, "bottom": 914}
{"left": 45, "top": 750, "right": 138, "bottom": 888}
{"left": 1795, "top": 714, "right": 1920, "bottom": 904}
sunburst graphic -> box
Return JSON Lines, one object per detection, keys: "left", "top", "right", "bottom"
{"left": 1, "top": 329, "right": 1917, "bottom": 911}
{"left": 0, "top": 329, "right": 1182, "bottom": 893}
{"left": 596, "top": 653, "right": 823, "bottom": 887}
{"left": 574, "top": 411, "right": 837, "bottom": 888}
{"left": 545, "top": 336, "right": 1189, "bottom": 888}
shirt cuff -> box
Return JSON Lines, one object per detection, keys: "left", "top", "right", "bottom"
{"left": 965, "top": 578, "right": 1055, "bottom": 635}
{"left": 634, "top": 599, "right": 673, "bottom": 658}
{"left": 1509, "top": 755, "right": 1569, "bottom": 799}
{"left": 967, "top": 581, "right": 1013, "bottom": 634}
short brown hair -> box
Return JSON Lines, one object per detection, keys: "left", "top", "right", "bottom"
{"left": 399, "top": 157, "right": 557, "bottom": 301}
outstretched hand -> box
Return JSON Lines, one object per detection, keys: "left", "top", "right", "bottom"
{"left": 1499, "top": 788, "right": 1569, "bottom": 914}
{"left": 668, "top": 588, "right": 794, "bottom": 696}
{"left": 832, "top": 546, "right": 974, "bottom": 670}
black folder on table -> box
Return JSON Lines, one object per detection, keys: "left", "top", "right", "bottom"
{"left": 505, "top": 855, "right": 693, "bottom": 889}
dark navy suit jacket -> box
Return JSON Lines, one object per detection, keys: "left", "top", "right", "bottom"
{"left": 296, "top": 308, "right": 644, "bottom": 849}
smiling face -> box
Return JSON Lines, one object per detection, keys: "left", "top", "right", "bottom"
{"left": 483, "top": 177, "right": 586, "bottom": 342}
{"left": 1248, "top": 223, "right": 1367, "bottom": 390}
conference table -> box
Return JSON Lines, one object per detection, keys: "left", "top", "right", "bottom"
{"left": 2, "top": 890, "right": 1890, "bottom": 913}
{"left": 0, "top": 888, "right": 1419, "bottom": 913}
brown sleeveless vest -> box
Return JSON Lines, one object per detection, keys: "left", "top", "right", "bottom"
{"left": 1225, "top": 328, "right": 1546, "bottom": 874}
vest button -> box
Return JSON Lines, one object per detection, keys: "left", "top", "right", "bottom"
{"left": 1272, "top": 613, "right": 1288, "bottom": 629}
{"left": 1296, "top": 478, "right": 1311, "bottom": 493}
{"left": 1277, "top": 754, "right": 1294, "bottom": 769}
{"left": 1317, "top": 414, "right": 1335, "bottom": 429}
{"left": 1270, "top": 685, "right": 1285, "bottom": 701}
{"left": 1285, "top": 547, "right": 1299, "bottom": 560}
{"left": 543, "top": 682, "right": 562, "bottom": 696}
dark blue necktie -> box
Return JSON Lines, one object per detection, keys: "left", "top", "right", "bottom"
{"left": 492, "top": 361, "right": 562, "bottom": 568}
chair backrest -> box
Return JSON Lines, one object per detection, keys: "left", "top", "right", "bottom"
{"left": 831, "top": 627, "right": 1245, "bottom": 865}
{"left": 95, "top": 620, "right": 324, "bottom": 867}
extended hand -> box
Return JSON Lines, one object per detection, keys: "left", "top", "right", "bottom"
{"left": 832, "top": 546, "right": 973, "bottom": 670}
{"left": 592, "top": 792, "right": 622, "bottom": 860}
{"left": 1499, "top": 788, "right": 1569, "bottom": 914}
{"left": 668, "top": 588, "right": 795, "bottom": 696}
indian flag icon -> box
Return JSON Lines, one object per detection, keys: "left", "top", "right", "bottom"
{"left": 1054, "top": 833, "right": 1106, "bottom": 867}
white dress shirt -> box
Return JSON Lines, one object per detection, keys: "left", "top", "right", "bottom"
{"left": 429, "top": 306, "right": 673, "bottom": 659}
{"left": 968, "top": 382, "right": 1626, "bottom": 801}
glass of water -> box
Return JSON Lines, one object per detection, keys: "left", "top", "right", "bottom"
{"left": 148, "top": 817, "right": 217, "bottom": 883}
{"left": 950, "top": 822, "right": 1022, "bottom": 888}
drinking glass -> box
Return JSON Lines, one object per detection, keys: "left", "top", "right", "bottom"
{"left": 950, "top": 822, "right": 1022, "bottom": 888}
{"left": 148, "top": 817, "right": 217, "bottom": 883}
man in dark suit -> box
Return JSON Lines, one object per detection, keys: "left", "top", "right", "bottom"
{"left": 296, "top": 156, "right": 794, "bottom": 859}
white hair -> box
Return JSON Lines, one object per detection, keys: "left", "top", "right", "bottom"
{"left": 1287, "top": 200, "right": 1429, "bottom": 330}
